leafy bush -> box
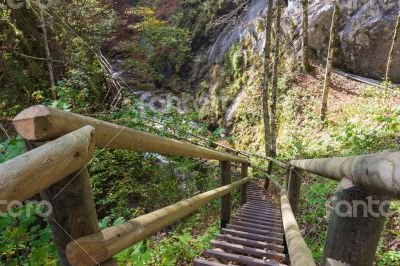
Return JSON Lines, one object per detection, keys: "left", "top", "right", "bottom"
{"left": 0, "top": 136, "right": 25, "bottom": 164}
{"left": 124, "top": 6, "right": 192, "bottom": 85}
{"left": 0, "top": 204, "right": 57, "bottom": 265}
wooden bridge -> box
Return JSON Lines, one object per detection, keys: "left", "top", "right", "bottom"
{"left": 1, "top": 105, "right": 399, "bottom": 266}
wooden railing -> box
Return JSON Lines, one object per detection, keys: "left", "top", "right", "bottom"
{"left": 266, "top": 151, "right": 400, "bottom": 266}
{"left": 5, "top": 105, "right": 397, "bottom": 266}
{"left": 1, "top": 105, "right": 251, "bottom": 266}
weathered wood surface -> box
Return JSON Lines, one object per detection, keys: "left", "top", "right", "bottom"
{"left": 40, "top": 168, "right": 100, "bottom": 266}
{"left": 321, "top": 179, "right": 389, "bottom": 266}
{"left": 220, "top": 161, "right": 231, "bottom": 228}
{"left": 13, "top": 105, "right": 248, "bottom": 163}
{"left": 287, "top": 168, "right": 302, "bottom": 215}
{"left": 290, "top": 151, "right": 400, "bottom": 199}
{"left": 66, "top": 177, "right": 251, "bottom": 265}
{"left": 0, "top": 126, "right": 95, "bottom": 212}
{"left": 195, "top": 183, "right": 287, "bottom": 265}
{"left": 240, "top": 163, "right": 248, "bottom": 205}
{"left": 280, "top": 189, "right": 315, "bottom": 266}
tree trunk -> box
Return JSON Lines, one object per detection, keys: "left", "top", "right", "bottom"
{"left": 385, "top": 13, "right": 400, "bottom": 91}
{"left": 320, "top": 2, "right": 339, "bottom": 121}
{"left": 301, "top": 0, "right": 311, "bottom": 72}
{"left": 270, "top": 0, "right": 282, "bottom": 170}
{"left": 262, "top": 0, "right": 274, "bottom": 159}
{"left": 38, "top": 6, "right": 56, "bottom": 99}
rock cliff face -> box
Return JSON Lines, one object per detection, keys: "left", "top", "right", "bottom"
{"left": 283, "top": 0, "right": 400, "bottom": 82}
{"left": 207, "top": 0, "right": 268, "bottom": 65}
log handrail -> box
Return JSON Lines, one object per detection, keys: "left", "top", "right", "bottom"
{"left": 0, "top": 126, "right": 95, "bottom": 212}
{"left": 65, "top": 177, "right": 251, "bottom": 265}
{"left": 256, "top": 168, "right": 315, "bottom": 266}
{"left": 290, "top": 151, "right": 400, "bottom": 199}
{"left": 13, "top": 105, "right": 248, "bottom": 164}
{"left": 280, "top": 189, "right": 316, "bottom": 266}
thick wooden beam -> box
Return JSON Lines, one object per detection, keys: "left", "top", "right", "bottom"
{"left": 66, "top": 177, "right": 251, "bottom": 265}
{"left": 281, "top": 189, "right": 315, "bottom": 266}
{"left": 220, "top": 161, "right": 232, "bottom": 228}
{"left": 39, "top": 168, "right": 100, "bottom": 266}
{"left": 285, "top": 168, "right": 290, "bottom": 190}
{"left": 23, "top": 135, "right": 101, "bottom": 266}
{"left": 240, "top": 163, "right": 248, "bottom": 205}
{"left": 0, "top": 126, "right": 95, "bottom": 212}
{"left": 321, "top": 179, "right": 390, "bottom": 266}
{"left": 290, "top": 151, "right": 400, "bottom": 199}
{"left": 264, "top": 173, "right": 270, "bottom": 190}
{"left": 287, "top": 168, "right": 302, "bottom": 215}
{"left": 13, "top": 105, "right": 248, "bottom": 163}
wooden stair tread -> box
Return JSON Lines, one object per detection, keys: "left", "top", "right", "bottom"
{"left": 230, "top": 220, "right": 283, "bottom": 233}
{"left": 216, "top": 234, "right": 285, "bottom": 252}
{"left": 221, "top": 228, "right": 284, "bottom": 244}
{"left": 193, "top": 182, "right": 287, "bottom": 265}
{"left": 210, "top": 240, "right": 286, "bottom": 260}
{"left": 203, "top": 249, "right": 285, "bottom": 266}
{"left": 193, "top": 258, "right": 227, "bottom": 266}
{"left": 227, "top": 224, "right": 283, "bottom": 238}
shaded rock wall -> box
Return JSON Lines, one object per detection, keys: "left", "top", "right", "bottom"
{"left": 283, "top": 0, "right": 400, "bottom": 82}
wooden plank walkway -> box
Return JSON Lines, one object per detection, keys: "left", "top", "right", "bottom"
{"left": 193, "top": 183, "right": 287, "bottom": 266}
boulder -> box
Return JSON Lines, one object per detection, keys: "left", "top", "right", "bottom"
{"left": 283, "top": 0, "right": 400, "bottom": 82}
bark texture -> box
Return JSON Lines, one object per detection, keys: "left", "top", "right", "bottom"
{"left": 262, "top": 0, "right": 274, "bottom": 160}
{"left": 385, "top": 13, "right": 400, "bottom": 90}
{"left": 301, "top": 0, "right": 311, "bottom": 71}
{"left": 320, "top": 2, "right": 339, "bottom": 121}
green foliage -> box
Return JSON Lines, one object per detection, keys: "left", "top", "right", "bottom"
{"left": 297, "top": 179, "right": 337, "bottom": 260}
{"left": 99, "top": 216, "right": 126, "bottom": 230}
{"left": 0, "top": 0, "right": 113, "bottom": 118}
{"left": 114, "top": 207, "right": 220, "bottom": 265}
{"left": 51, "top": 69, "right": 94, "bottom": 110}
{"left": 279, "top": 85, "right": 400, "bottom": 160}
{"left": 0, "top": 204, "right": 57, "bottom": 265}
{"left": 377, "top": 250, "right": 400, "bottom": 265}
{"left": 115, "top": 240, "right": 153, "bottom": 265}
{"left": 0, "top": 136, "right": 26, "bottom": 164}
{"left": 123, "top": 6, "right": 192, "bottom": 86}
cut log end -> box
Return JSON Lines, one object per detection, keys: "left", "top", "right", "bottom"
{"left": 66, "top": 238, "right": 110, "bottom": 266}
{"left": 12, "top": 105, "right": 50, "bottom": 140}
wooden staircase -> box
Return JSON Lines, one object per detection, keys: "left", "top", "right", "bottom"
{"left": 194, "top": 183, "right": 287, "bottom": 266}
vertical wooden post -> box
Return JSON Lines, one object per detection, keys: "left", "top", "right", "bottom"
{"left": 240, "top": 163, "right": 248, "bottom": 205}
{"left": 220, "top": 161, "right": 231, "bottom": 228}
{"left": 264, "top": 162, "right": 271, "bottom": 190}
{"left": 287, "top": 167, "right": 302, "bottom": 215}
{"left": 322, "top": 179, "right": 390, "bottom": 266}
{"left": 26, "top": 142, "right": 102, "bottom": 266}
{"left": 285, "top": 168, "right": 290, "bottom": 190}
